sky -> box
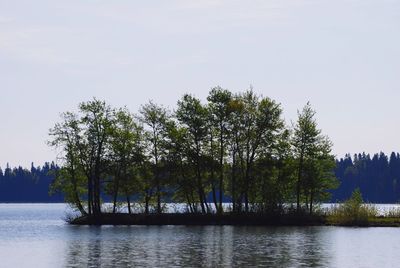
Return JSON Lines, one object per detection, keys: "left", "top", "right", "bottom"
{"left": 0, "top": 0, "right": 399, "bottom": 168}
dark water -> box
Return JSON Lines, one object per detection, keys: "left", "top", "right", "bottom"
{"left": 0, "top": 204, "right": 400, "bottom": 267}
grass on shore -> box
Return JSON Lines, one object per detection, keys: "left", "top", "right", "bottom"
{"left": 325, "top": 188, "right": 400, "bottom": 226}
{"left": 66, "top": 190, "right": 400, "bottom": 227}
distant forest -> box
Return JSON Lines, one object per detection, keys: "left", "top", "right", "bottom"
{"left": 0, "top": 162, "right": 63, "bottom": 202}
{"left": 0, "top": 152, "right": 399, "bottom": 203}
{"left": 334, "top": 152, "right": 400, "bottom": 203}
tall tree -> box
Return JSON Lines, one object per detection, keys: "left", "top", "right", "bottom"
{"left": 292, "top": 102, "right": 337, "bottom": 213}
{"left": 207, "top": 87, "right": 233, "bottom": 213}
{"left": 176, "top": 94, "right": 210, "bottom": 213}
{"left": 231, "top": 90, "right": 284, "bottom": 212}
{"left": 48, "top": 112, "right": 87, "bottom": 215}
{"left": 78, "top": 99, "right": 114, "bottom": 216}
{"left": 140, "top": 101, "right": 169, "bottom": 214}
{"left": 108, "top": 107, "right": 144, "bottom": 213}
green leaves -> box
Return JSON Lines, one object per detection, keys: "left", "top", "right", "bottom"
{"left": 292, "top": 102, "right": 338, "bottom": 213}
{"left": 49, "top": 90, "right": 337, "bottom": 216}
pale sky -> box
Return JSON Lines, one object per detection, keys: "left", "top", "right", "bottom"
{"left": 0, "top": 0, "right": 399, "bottom": 167}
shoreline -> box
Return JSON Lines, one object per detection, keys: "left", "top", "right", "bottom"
{"left": 69, "top": 213, "right": 400, "bottom": 227}
{"left": 70, "top": 213, "right": 324, "bottom": 226}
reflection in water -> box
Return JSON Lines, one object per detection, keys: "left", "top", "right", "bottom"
{"left": 63, "top": 226, "right": 332, "bottom": 267}
{"left": 3, "top": 204, "right": 400, "bottom": 267}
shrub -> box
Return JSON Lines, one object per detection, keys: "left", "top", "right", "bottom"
{"left": 327, "top": 188, "right": 377, "bottom": 226}
{"left": 384, "top": 207, "right": 400, "bottom": 218}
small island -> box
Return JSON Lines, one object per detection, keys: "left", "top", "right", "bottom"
{"left": 49, "top": 88, "right": 400, "bottom": 227}
{"left": 69, "top": 189, "right": 400, "bottom": 227}
{"left": 69, "top": 213, "right": 400, "bottom": 227}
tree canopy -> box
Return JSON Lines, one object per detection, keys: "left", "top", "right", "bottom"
{"left": 48, "top": 89, "right": 338, "bottom": 216}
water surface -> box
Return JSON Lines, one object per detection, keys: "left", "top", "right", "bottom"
{"left": 0, "top": 204, "right": 399, "bottom": 267}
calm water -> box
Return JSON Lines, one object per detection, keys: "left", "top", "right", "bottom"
{"left": 1, "top": 204, "right": 400, "bottom": 267}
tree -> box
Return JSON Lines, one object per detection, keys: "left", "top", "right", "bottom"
{"left": 176, "top": 94, "right": 210, "bottom": 213}
{"left": 229, "top": 89, "right": 284, "bottom": 212}
{"left": 164, "top": 121, "right": 197, "bottom": 212}
{"left": 48, "top": 112, "right": 87, "bottom": 215}
{"left": 207, "top": 87, "right": 233, "bottom": 213}
{"left": 78, "top": 99, "right": 114, "bottom": 216}
{"left": 46, "top": 92, "right": 342, "bottom": 218}
{"left": 50, "top": 99, "right": 114, "bottom": 217}
{"left": 108, "top": 107, "right": 144, "bottom": 213}
{"left": 292, "top": 102, "right": 337, "bottom": 213}
{"left": 140, "top": 101, "right": 169, "bottom": 214}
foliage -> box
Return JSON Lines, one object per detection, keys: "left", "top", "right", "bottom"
{"left": 291, "top": 102, "right": 337, "bottom": 214}
{"left": 0, "top": 162, "right": 62, "bottom": 202}
{"left": 48, "top": 89, "right": 338, "bottom": 217}
{"left": 327, "top": 188, "right": 378, "bottom": 226}
{"left": 333, "top": 152, "right": 400, "bottom": 203}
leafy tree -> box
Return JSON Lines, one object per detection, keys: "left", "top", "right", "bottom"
{"left": 48, "top": 112, "right": 86, "bottom": 215}
{"left": 139, "top": 101, "right": 169, "bottom": 214}
{"left": 292, "top": 102, "right": 337, "bottom": 213}
{"left": 49, "top": 99, "right": 114, "bottom": 217}
{"left": 176, "top": 94, "right": 210, "bottom": 213}
{"left": 78, "top": 99, "right": 114, "bottom": 216}
{"left": 108, "top": 107, "right": 144, "bottom": 213}
{"left": 45, "top": 92, "right": 341, "bottom": 217}
{"left": 229, "top": 90, "right": 284, "bottom": 212}
{"left": 207, "top": 87, "right": 232, "bottom": 213}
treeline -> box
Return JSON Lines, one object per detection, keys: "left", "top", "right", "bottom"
{"left": 49, "top": 88, "right": 336, "bottom": 216}
{"left": 334, "top": 152, "right": 400, "bottom": 203}
{"left": 2, "top": 152, "right": 400, "bottom": 204}
{"left": 0, "top": 162, "right": 63, "bottom": 202}
{"left": 1, "top": 153, "right": 400, "bottom": 205}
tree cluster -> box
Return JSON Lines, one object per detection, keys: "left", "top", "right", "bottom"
{"left": 0, "top": 162, "right": 62, "bottom": 202}
{"left": 333, "top": 152, "right": 400, "bottom": 203}
{"left": 49, "top": 88, "right": 337, "bottom": 216}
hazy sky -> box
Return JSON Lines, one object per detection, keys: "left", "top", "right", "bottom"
{"left": 0, "top": 0, "right": 399, "bottom": 167}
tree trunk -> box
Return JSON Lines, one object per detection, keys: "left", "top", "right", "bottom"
{"left": 112, "top": 177, "right": 120, "bottom": 214}
{"left": 70, "top": 163, "right": 87, "bottom": 216}
{"left": 185, "top": 193, "right": 194, "bottom": 213}
{"left": 204, "top": 192, "right": 210, "bottom": 213}
{"left": 88, "top": 176, "right": 93, "bottom": 215}
{"left": 211, "top": 183, "right": 218, "bottom": 213}
{"left": 296, "top": 154, "right": 304, "bottom": 212}
{"left": 197, "top": 184, "right": 206, "bottom": 213}
{"left": 231, "top": 150, "right": 236, "bottom": 213}
{"left": 157, "top": 184, "right": 161, "bottom": 214}
{"left": 209, "top": 132, "right": 218, "bottom": 213}
{"left": 72, "top": 180, "right": 86, "bottom": 216}
{"left": 244, "top": 166, "right": 251, "bottom": 213}
{"left": 127, "top": 195, "right": 132, "bottom": 214}
{"left": 218, "top": 125, "right": 224, "bottom": 214}
{"left": 145, "top": 192, "right": 150, "bottom": 214}
{"left": 196, "top": 161, "right": 206, "bottom": 213}
{"left": 244, "top": 192, "right": 249, "bottom": 213}
{"left": 93, "top": 176, "right": 101, "bottom": 216}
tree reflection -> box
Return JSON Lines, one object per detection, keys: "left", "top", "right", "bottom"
{"left": 63, "top": 226, "right": 332, "bottom": 267}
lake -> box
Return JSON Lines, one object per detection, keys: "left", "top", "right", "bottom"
{"left": 1, "top": 204, "right": 400, "bottom": 267}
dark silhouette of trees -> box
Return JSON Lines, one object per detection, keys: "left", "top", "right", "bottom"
{"left": 4, "top": 151, "right": 400, "bottom": 205}
{"left": 108, "top": 107, "right": 144, "bottom": 214}
{"left": 48, "top": 99, "right": 114, "bottom": 216}
{"left": 292, "top": 102, "right": 337, "bottom": 214}
{"left": 176, "top": 94, "right": 211, "bottom": 213}
{"left": 48, "top": 112, "right": 86, "bottom": 214}
{"left": 333, "top": 152, "right": 400, "bottom": 203}
{"left": 139, "top": 101, "right": 169, "bottom": 214}
{"left": 46, "top": 89, "right": 341, "bottom": 218}
{"left": 207, "top": 87, "right": 233, "bottom": 214}
{"left": 79, "top": 99, "right": 114, "bottom": 216}
{"left": 0, "top": 162, "right": 62, "bottom": 202}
